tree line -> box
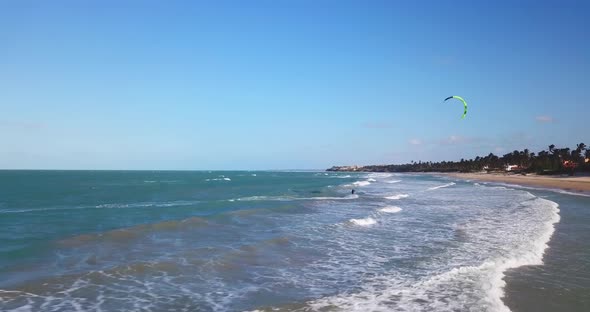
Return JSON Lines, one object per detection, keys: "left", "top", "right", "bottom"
{"left": 330, "top": 143, "right": 590, "bottom": 175}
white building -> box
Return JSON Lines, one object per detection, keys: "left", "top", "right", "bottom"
{"left": 505, "top": 164, "right": 520, "bottom": 171}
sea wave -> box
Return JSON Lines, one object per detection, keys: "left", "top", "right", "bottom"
{"left": 427, "top": 182, "right": 456, "bottom": 190}
{"left": 480, "top": 197, "right": 560, "bottom": 311}
{"left": 308, "top": 196, "right": 560, "bottom": 312}
{"left": 385, "top": 194, "right": 409, "bottom": 200}
{"left": 366, "top": 173, "right": 395, "bottom": 179}
{"left": 205, "top": 177, "right": 231, "bottom": 181}
{"left": 143, "top": 180, "right": 181, "bottom": 183}
{"left": 0, "top": 200, "right": 200, "bottom": 214}
{"left": 556, "top": 190, "right": 590, "bottom": 197}
{"left": 470, "top": 181, "right": 590, "bottom": 197}
{"left": 235, "top": 194, "right": 359, "bottom": 202}
{"left": 379, "top": 206, "right": 402, "bottom": 213}
{"left": 349, "top": 217, "right": 377, "bottom": 226}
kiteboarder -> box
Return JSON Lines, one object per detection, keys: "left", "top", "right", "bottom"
{"left": 352, "top": 189, "right": 355, "bottom": 194}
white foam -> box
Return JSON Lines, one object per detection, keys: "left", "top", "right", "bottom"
{"left": 0, "top": 200, "right": 201, "bottom": 214}
{"left": 96, "top": 201, "right": 200, "bottom": 209}
{"left": 236, "top": 196, "right": 290, "bottom": 202}
{"left": 309, "top": 192, "right": 560, "bottom": 312}
{"left": 367, "top": 178, "right": 377, "bottom": 182}
{"left": 481, "top": 197, "right": 560, "bottom": 311}
{"left": 379, "top": 206, "right": 402, "bottom": 213}
{"left": 223, "top": 178, "right": 231, "bottom": 181}
{"left": 385, "top": 194, "right": 409, "bottom": 200}
{"left": 312, "top": 194, "right": 359, "bottom": 200}
{"left": 367, "top": 173, "right": 394, "bottom": 179}
{"left": 349, "top": 217, "right": 377, "bottom": 226}
{"left": 385, "top": 180, "right": 401, "bottom": 184}
{"left": 428, "top": 182, "right": 456, "bottom": 190}
{"left": 556, "top": 190, "right": 590, "bottom": 197}
{"left": 234, "top": 194, "right": 359, "bottom": 202}
{"left": 468, "top": 181, "right": 575, "bottom": 195}
{"left": 353, "top": 181, "right": 371, "bottom": 187}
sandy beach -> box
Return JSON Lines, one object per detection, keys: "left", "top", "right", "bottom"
{"left": 445, "top": 172, "right": 590, "bottom": 193}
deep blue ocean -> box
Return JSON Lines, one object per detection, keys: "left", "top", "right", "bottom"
{"left": 1, "top": 171, "right": 588, "bottom": 312}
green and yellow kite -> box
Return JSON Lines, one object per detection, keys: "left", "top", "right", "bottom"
{"left": 444, "top": 96, "right": 468, "bottom": 119}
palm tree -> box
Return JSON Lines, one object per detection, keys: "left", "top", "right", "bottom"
{"left": 547, "top": 145, "right": 560, "bottom": 170}
{"left": 573, "top": 143, "right": 586, "bottom": 165}
{"left": 521, "top": 149, "right": 531, "bottom": 167}
{"left": 571, "top": 150, "right": 580, "bottom": 161}
{"left": 558, "top": 148, "right": 571, "bottom": 161}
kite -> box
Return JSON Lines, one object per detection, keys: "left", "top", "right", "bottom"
{"left": 444, "top": 96, "right": 468, "bottom": 119}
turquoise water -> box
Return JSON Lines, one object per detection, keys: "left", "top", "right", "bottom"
{"left": 0, "top": 171, "right": 587, "bottom": 311}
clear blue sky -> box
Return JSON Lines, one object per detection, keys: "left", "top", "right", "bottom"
{"left": 1, "top": 0, "right": 588, "bottom": 170}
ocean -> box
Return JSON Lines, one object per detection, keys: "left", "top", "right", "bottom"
{"left": 0, "top": 170, "right": 588, "bottom": 312}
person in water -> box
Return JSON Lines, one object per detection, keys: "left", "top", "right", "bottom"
{"left": 351, "top": 189, "right": 355, "bottom": 194}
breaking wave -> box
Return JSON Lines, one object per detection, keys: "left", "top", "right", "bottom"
{"left": 379, "top": 206, "right": 402, "bottom": 213}
{"left": 349, "top": 217, "right": 377, "bottom": 227}
{"left": 428, "top": 182, "right": 456, "bottom": 190}
{"left": 385, "top": 194, "right": 409, "bottom": 200}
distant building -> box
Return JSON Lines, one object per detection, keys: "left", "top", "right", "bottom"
{"left": 563, "top": 160, "right": 578, "bottom": 168}
{"left": 327, "top": 165, "right": 362, "bottom": 172}
{"left": 505, "top": 164, "right": 521, "bottom": 171}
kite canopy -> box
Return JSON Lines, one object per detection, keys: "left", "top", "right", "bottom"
{"left": 444, "top": 96, "right": 467, "bottom": 119}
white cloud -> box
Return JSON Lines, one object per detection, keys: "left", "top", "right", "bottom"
{"left": 437, "top": 135, "right": 493, "bottom": 148}
{"left": 409, "top": 139, "right": 422, "bottom": 145}
{"left": 535, "top": 115, "right": 554, "bottom": 123}
{"left": 440, "top": 135, "right": 469, "bottom": 145}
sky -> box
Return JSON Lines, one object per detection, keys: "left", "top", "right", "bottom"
{"left": 1, "top": 0, "right": 589, "bottom": 170}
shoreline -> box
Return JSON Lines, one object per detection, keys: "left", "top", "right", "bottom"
{"left": 439, "top": 172, "right": 590, "bottom": 193}
{"left": 439, "top": 172, "right": 590, "bottom": 312}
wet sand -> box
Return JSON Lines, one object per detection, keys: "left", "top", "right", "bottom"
{"left": 445, "top": 172, "right": 590, "bottom": 193}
